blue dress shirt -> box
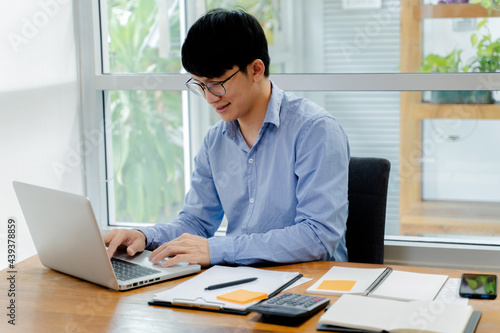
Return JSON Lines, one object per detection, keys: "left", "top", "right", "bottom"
{"left": 138, "top": 82, "right": 350, "bottom": 265}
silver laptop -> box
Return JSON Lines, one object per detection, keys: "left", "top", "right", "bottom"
{"left": 13, "top": 181, "right": 201, "bottom": 291}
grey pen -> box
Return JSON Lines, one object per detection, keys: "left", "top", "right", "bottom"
{"left": 205, "top": 277, "right": 258, "bottom": 291}
{"left": 365, "top": 267, "right": 393, "bottom": 295}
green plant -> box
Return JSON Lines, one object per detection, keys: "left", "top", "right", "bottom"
{"left": 206, "top": 0, "right": 280, "bottom": 44}
{"left": 465, "top": 18, "right": 500, "bottom": 72}
{"left": 419, "top": 19, "right": 500, "bottom": 73}
{"left": 419, "top": 49, "right": 463, "bottom": 73}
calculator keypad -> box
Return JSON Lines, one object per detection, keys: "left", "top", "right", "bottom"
{"left": 248, "top": 293, "right": 329, "bottom": 318}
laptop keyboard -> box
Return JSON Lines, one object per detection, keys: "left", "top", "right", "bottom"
{"left": 111, "top": 258, "right": 162, "bottom": 281}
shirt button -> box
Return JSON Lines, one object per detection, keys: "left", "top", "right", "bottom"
{"left": 248, "top": 158, "right": 254, "bottom": 164}
{"left": 249, "top": 198, "right": 255, "bottom": 204}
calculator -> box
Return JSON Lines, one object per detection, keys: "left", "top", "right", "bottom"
{"left": 247, "top": 293, "right": 330, "bottom": 318}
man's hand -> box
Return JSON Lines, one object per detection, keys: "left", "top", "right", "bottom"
{"left": 103, "top": 229, "right": 147, "bottom": 258}
{"left": 149, "top": 233, "right": 210, "bottom": 268}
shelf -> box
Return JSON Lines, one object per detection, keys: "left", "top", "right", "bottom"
{"left": 421, "top": 4, "right": 500, "bottom": 19}
{"left": 401, "top": 200, "right": 500, "bottom": 236}
{"left": 411, "top": 102, "right": 500, "bottom": 120}
{"left": 400, "top": 1, "right": 500, "bottom": 238}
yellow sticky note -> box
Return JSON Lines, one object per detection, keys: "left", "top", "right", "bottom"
{"left": 318, "top": 280, "right": 357, "bottom": 291}
{"left": 216, "top": 289, "right": 268, "bottom": 304}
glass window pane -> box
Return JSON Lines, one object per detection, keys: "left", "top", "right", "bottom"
{"left": 105, "top": 0, "right": 182, "bottom": 74}
{"left": 103, "top": 1, "right": 500, "bottom": 74}
{"left": 290, "top": 90, "right": 500, "bottom": 243}
{"left": 401, "top": 88, "right": 500, "bottom": 240}
{"left": 422, "top": 17, "right": 500, "bottom": 74}
{"left": 108, "top": 90, "right": 185, "bottom": 224}
{"left": 105, "top": 86, "right": 500, "bottom": 241}
{"left": 99, "top": 1, "right": 500, "bottom": 247}
{"left": 422, "top": 119, "right": 500, "bottom": 202}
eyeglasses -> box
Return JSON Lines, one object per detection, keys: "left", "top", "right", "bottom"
{"left": 185, "top": 70, "right": 240, "bottom": 97}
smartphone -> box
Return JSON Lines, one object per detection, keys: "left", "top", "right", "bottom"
{"left": 459, "top": 273, "right": 497, "bottom": 299}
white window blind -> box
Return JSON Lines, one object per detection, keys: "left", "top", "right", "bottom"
{"left": 322, "top": 0, "right": 401, "bottom": 234}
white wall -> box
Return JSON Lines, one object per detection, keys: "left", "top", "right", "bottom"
{"left": 0, "top": 0, "right": 83, "bottom": 270}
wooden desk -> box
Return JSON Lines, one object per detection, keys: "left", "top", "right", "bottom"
{"left": 1, "top": 256, "right": 499, "bottom": 332}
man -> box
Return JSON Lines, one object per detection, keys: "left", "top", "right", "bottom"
{"left": 104, "top": 9, "right": 350, "bottom": 268}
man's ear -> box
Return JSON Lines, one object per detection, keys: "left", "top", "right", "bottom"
{"left": 248, "top": 59, "right": 266, "bottom": 82}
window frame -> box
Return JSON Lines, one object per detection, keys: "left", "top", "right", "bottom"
{"left": 77, "top": 0, "right": 500, "bottom": 271}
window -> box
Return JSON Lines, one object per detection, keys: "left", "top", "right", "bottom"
{"left": 79, "top": 0, "right": 500, "bottom": 269}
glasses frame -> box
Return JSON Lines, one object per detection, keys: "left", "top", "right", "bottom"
{"left": 185, "top": 69, "right": 240, "bottom": 97}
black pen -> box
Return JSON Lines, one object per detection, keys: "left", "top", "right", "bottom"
{"left": 204, "top": 277, "right": 258, "bottom": 291}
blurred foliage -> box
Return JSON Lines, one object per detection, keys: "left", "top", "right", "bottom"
{"left": 207, "top": 0, "right": 280, "bottom": 44}
{"left": 467, "top": 18, "right": 500, "bottom": 72}
{"left": 108, "top": 0, "right": 184, "bottom": 223}
{"left": 419, "top": 19, "right": 500, "bottom": 74}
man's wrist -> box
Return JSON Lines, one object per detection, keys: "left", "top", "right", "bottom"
{"left": 134, "top": 229, "right": 149, "bottom": 248}
{"left": 137, "top": 230, "right": 147, "bottom": 247}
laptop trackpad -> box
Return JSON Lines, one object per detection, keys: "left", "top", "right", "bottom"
{"left": 113, "top": 250, "right": 190, "bottom": 268}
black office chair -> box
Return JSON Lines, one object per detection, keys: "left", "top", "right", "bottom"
{"left": 345, "top": 157, "right": 391, "bottom": 264}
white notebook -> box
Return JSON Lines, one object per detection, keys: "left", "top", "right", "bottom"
{"left": 318, "top": 294, "right": 476, "bottom": 333}
{"left": 307, "top": 266, "right": 448, "bottom": 301}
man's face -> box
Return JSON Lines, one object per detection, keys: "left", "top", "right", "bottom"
{"left": 191, "top": 66, "right": 256, "bottom": 123}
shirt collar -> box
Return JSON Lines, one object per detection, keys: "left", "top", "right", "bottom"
{"left": 264, "top": 81, "right": 282, "bottom": 129}
{"left": 222, "top": 80, "right": 283, "bottom": 137}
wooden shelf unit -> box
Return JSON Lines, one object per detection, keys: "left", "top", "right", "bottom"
{"left": 402, "top": 201, "right": 500, "bottom": 236}
{"left": 399, "top": 1, "right": 500, "bottom": 236}
{"left": 420, "top": 3, "right": 500, "bottom": 19}
{"left": 411, "top": 103, "right": 500, "bottom": 120}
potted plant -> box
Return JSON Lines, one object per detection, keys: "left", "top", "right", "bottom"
{"left": 419, "top": 19, "right": 499, "bottom": 104}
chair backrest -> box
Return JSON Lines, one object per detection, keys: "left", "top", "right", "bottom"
{"left": 345, "top": 157, "right": 391, "bottom": 264}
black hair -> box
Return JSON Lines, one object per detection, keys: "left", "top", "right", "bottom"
{"left": 181, "top": 8, "right": 270, "bottom": 78}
